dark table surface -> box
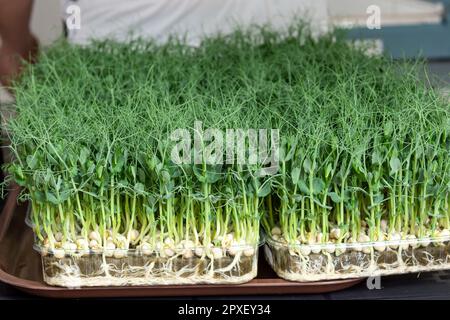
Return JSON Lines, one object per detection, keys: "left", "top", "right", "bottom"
{"left": 1, "top": 269, "right": 450, "bottom": 300}
{"left": 1, "top": 61, "right": 449, "bottom": 300}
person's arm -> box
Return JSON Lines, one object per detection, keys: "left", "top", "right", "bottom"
{"left": 0, "top": 0, "right": 38, "bottom": 88}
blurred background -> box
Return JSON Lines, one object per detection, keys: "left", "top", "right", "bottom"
{"left": 1, "top": 0, "right": 450, "bottom": 103}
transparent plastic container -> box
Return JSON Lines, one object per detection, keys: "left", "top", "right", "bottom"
{"left": 36, "top": 242, "right": 259, "bottom": 287}
{"left": 265, "top": 235, "right": 450, "bottom": 282}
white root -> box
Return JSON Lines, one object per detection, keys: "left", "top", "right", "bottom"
{"left": 266, "top": 235, "right": 450, "bottom": 282}
{"left": 42, "top": 235, "right": 257, "bottom": 287}
{"left": 43, "top": 239, "right": 258, "bottom": 288}
{"left": 46, "top": 252, "right": 256, "bottom": 287}
{"left": 215, "top": 251, "right": 245, "bottom": 273}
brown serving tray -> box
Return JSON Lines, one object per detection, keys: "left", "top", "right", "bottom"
{"left": 0, "top": 185, "right": 362, "bottom": 298}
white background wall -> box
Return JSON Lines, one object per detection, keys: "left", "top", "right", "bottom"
{"left": 0, "top": 0, "right": 445, "bottom": 103}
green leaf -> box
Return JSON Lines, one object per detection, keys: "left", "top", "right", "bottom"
{"left": 312, "top": 178, "right": 325, "bottom": 195}
{"left": 373, "top": 193, "right": 384, "bottom": 205}
{"left": 34, "top": 191, "right": 45, "bottom": 204}
{"left": 352, "top": 159, "right": 364, "bottom": 174}
{"left": 59, "top": 190, "right": 71, "bottom": 202}
{"left": 291, "top": 167, "right": 300, "bottom": 185}
{"left": 134, "top": 182, "right": 145, "bottom": 194}
{"left": 26, "top": 155, "right": 38, "bottom": 170}
{"left": 46, "top": 192, "right": 59, "bottom": 205}
{"left": 138, "top": 168, "right": 146, "bottom": 183}
{"left": 205, "top": 165, "right": 223, "bottom": 184}
{"left": 79, "top": 147, "right": 90, "bottom": 165}
{"left": 278, "top": 146, "right": 286, "bottom": 161}
{"left": 246, "top": 182, "right": 255, "bottom": 195}
{"left": 46, "top": 153, "right": 59, "bottom": 166}
{"left": 389, "top": 157, "right": 401, "bottom": 175}
{"left": 312, "top": 197, "right": 332, "bottom": 210}
{"left": 384, "top": 120, "right": 393, "bottom": 137}
{"left": 303, "top": 158, "right": 312, "bottom": 173}
{"left": 44, "top": 168, "right": 52, "bottom": 184}
{"left": 257, "top": 182, "right": 271, "bottom": 197}
{"left": 14, "top": 166, "right": 25, "bottom": 180}
{"left": 55, "top": 176, "right": 62, "bottom": 191}
{"left": 329, "top": 192, "right": 341, "bottom": 203}
{"left": 69, "top": 166, "right": 78, "bottom": 178}
{"left": 371, "top": 151, "right": 382, "bottom": 165}
{"left": 284, "top": 146, "right": 296, "bottom": 161}
{"left": 160, "top": 170, "right": 171, "bottom": 183}
{"left": 96, "top": 165, "right": 104, "bottom": 179}
{"left": 193, "top": 166, "right": 206, "bottom": 183}
{"left": 297, "top": 179, "right": 309, "bottom": 194}
{"left": 112, "top": 157, "right": 125, "bottom": 173}
{"left": 129, "top": 165, "right": 137, "bottom": 179}
{"left": 206, "top": 171, "right": 221, "bottom": 184}
{"left": 87, "top": 162, "right": 95, "bottom": 175}
{"left": 146, "top": 156, "right": 157, "bottom": 170}
{"left": 15, "top": 177, "right": 26, "bottom": 187}
{"left": 325, "top": 163, "right": 332, "bottom": 179}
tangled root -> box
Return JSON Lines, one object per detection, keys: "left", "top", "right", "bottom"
{"left": 42, "top": 251, "right": 258, "bottom": 287}
{"left": 265, "top": 241, "right": 450, "bottom": 282}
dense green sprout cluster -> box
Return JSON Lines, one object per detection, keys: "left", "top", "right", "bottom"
{"left": 5, "top": 26, "right": 450, "bottom": 262}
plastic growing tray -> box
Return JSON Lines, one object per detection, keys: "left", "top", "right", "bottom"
{"left": 0, "top": 185, "right": 362, "bottom": 297}
{"left": 37, "top": 244, "right": 259, "bottom": 287}
{"left": 265, "top": 235, "right": 450, "bottom": 282}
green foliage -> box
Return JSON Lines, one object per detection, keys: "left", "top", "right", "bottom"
{"left": 4, "top": 24, "right": 450, "bottom": 247}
